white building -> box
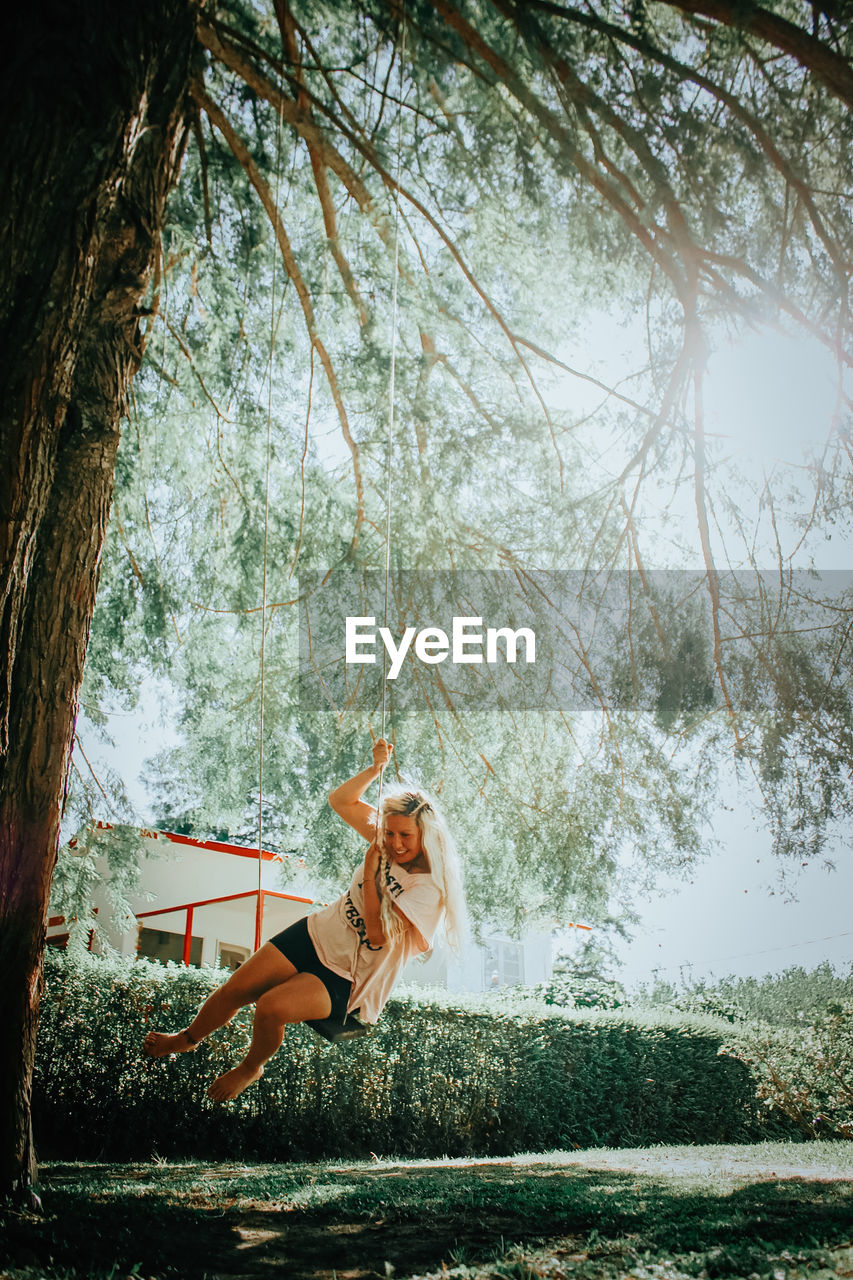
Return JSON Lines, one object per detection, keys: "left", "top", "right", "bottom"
{"left": 49, "top": 823, "right": 317, "bottom": 970}
{"left": 48, "top": 823, "right": 554, "bottom": 990}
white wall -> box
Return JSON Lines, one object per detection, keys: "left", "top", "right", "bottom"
{"left": 85, "top": 832, "right": 315, "bottom": 966}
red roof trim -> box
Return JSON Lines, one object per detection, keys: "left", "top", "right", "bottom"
{"left": 92, "top": 820, "right": 305, "bottom": 865}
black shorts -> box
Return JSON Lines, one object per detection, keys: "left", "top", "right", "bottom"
{"left": 269, "top": 916, "right": 353, "bottom": 1026}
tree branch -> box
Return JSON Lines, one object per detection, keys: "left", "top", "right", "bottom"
{"left": 193, "top": 82, "right": 365, "bottom": 548}
{"left": 661, "top": 0, "right": 853, "bottom": 110}
{"left": 274, "top": 1, "right": 369, "bottom": 326}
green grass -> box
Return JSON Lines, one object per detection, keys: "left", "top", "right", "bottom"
{"left": 2, "top": 1142, "right": 852, "bottom": 1280}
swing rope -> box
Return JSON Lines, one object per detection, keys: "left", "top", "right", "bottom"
{"left": 254, "top": 13, "right": 406, "bottom": 947}
{"left": 256, "top": 90, "right": 286, "bottom": 949}
{"left": 245, "top": 18, "right": 408, "bottom": 1041}
{"left": 376, "top": 4, "right": 407, "bottom": 819}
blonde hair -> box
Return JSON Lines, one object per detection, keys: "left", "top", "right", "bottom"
{"left": 376, "top": 785, "right": 466, "bottom": 953}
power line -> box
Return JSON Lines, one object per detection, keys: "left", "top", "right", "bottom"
{"left": 649, "top": 929, "right": 853, "bottom": 974}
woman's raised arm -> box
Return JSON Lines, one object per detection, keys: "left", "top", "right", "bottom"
{"left": 328, "top": 739, "right": 392, "bottom": 841}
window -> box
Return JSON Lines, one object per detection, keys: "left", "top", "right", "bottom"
{"left": 218, "top": 943, "right": 250, "bottom": 971}
{"left": 482, "top": 939, "right": 524, "bottom": 988}
{"left": 137, "top": 927, "right": 202, "bottom": 966}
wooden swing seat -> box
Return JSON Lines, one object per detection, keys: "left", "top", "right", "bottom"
{"left": 309, "top": 1012, "right": 370, "bottom": 1044}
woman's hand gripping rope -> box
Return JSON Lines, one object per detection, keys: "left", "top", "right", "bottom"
{"left": 372, "top": 737, "right": 392, "bottom": 771}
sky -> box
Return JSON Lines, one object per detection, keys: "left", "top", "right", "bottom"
{"left": 610, "top": 800, "right": 853, "bottom": 987}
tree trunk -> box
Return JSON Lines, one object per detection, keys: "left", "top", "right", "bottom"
{"left": 0, "top": 0, "right": 198, "bottom": 1199}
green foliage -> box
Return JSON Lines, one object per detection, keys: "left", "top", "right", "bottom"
{"left": 738, "top": 1005, "right": 853, "bottom": 1142}
{"left": 716, "top": 963, "right": 853, "bottom": 1027}
{"left": 529, "top": 935, "right": 628, "bottom": 1008}
{"left": 528, "top": 972, "right": 626, "bottom": 1011}
{"left": 632, "top": 964, "right": 853, "bottom": 1139}
{"left": 635, "top": 978, "right": 749, "bottom": 1026}
{"left": 34, "top": 951, "right": 773, "bottom": 1162}
{"left": 50, "top": 825, "right": 155, "bottom": 942}
{"left": 636, "top": 962, "right": 853, "bottom": 1027}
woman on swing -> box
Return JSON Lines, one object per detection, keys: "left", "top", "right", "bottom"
{"left": 143, "top": 739, "right": 465, "bottom": 1100}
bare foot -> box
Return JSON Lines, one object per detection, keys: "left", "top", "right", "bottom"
{"left": 207, "top": 1063, "right": 264, "bottom": 1101}
{"left": 143, "top": 1029, "right": 198, "bottom": 1058}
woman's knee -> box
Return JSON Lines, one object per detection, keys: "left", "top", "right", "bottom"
{"left": 254, "top": 985, "right": 289, "bottom": 1023}
{"left": 255, "top": 974, "right": 331, "bottom": 1024}
{"left": 219, "top": 943, "right": 296, "bottom": 1006}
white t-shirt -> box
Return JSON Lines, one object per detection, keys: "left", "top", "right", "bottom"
{"left": 307, "top": 857, "right": 443, "bottom": 1025}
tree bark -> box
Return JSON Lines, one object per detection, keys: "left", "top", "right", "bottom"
{"left": 0, "top": 0, "right": 198, "bottom": 1199}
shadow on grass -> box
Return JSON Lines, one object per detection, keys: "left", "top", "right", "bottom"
{"left": 2, "top": 1159, "right": 852, "bottom": 1279}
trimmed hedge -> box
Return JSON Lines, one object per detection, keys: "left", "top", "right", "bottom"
{"left": 33, "top": 951, "right": 778, "bottom": 1161}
